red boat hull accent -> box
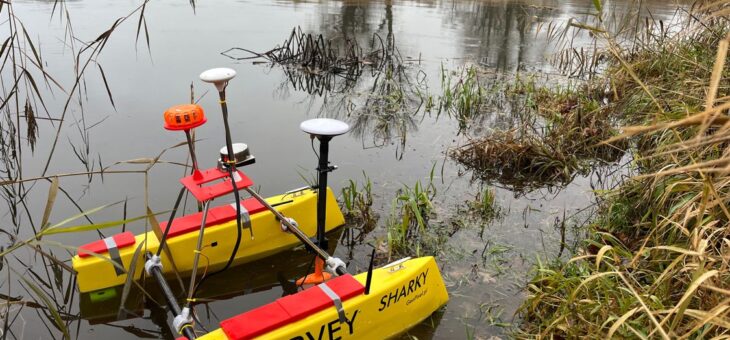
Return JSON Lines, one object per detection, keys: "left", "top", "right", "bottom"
{"left": 220, "top": 274, "right": 364, "bottom": 340}
{"left": 159, "top": 198, "right": 266, "bottom": 239}
{"left": 78, "top": 232, "right": 136, "bottom": 258}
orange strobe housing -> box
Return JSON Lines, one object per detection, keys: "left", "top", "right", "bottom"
{"left": 163, "top": 104, "right": 207, "bottom": 131}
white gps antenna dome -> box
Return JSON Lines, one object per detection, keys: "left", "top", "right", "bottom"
{"left": 299, "top": 118, "right": 350, "bottom": 138}
{"left": 200, "top": 68, "right": 237, "bottom": 91}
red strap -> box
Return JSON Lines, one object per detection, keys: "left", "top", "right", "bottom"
{"left": 78, "top": 232, "right": 136, "bottom": 258}
{"left": 220, "top": 275, "right": 364, "bottom": 340}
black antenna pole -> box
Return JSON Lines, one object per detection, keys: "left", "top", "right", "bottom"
{"left": 315, "top": 135, "right": 333, "bottom": 249}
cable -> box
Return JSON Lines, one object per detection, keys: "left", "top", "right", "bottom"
{"left": 190, "top": 166, "right": 243, "bottom": 300}
{"left": 189, "top": 89, "right": 243, "bottom": 296}
{"left": 296, "top": 256, "right": 317, "bottom": 290}
{"left": 192, "top": 247, "right": 211, "bottom": 295}
{"left": 311, "top": 137, "right": 320, "bottom": 163}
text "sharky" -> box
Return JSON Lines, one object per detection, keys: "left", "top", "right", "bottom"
{"left": 378, "top": 268, "right": 429, "bottom": 311}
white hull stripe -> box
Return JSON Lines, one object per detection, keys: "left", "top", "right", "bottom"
{"left": 103, "top": 237, "right": 125, "bottom": 276}
{"left": 319, "top": 282, "right": 347, "bottom": 323}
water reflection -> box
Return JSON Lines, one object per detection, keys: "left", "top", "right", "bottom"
{"left": 234, "top": 1, "right": 418, "bottom": 159}
{"left": 265, "top": 0, "right": 683, "bottom": 161}
{"left": 314, "top": 1, "right": 393, "bottom": 41}
{"left": 254, "top": 2, "right": 427, "bottom": 159}
{"left": 446, "top": 1, "right": 553, "bottom": 72}
{"left": 442, "top": 0, "right": 687, "bottom": 74}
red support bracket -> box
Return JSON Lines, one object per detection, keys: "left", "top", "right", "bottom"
{"left": 180, "top": 167, "right": 253, "bottom": 202}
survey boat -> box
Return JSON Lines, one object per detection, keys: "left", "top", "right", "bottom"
{"left": 72, "top": 67, "right": 448, "bottom": 339}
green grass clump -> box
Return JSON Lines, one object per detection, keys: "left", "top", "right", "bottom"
{"left": 386, "top": 167, "right": 438, "bottom": 258}
{"left": 468, "top": 186, "right": 501, "bottom": 220}
{"left": 436, "top": 64, "right": 487, "bottom": 130}
{"left": 340, "top": 173, "right": 374, "bottom": 223}
{"left": 517, "top": 7, "right": 730, "bottom": 339}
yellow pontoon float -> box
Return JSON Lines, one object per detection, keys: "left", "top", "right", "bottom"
{"left": 199, "top": 257, "right": 448, "bottom": 340}
{"left": 73, "top": 188, "right": 344, "bottom": 293}
{"left": 78, "top": 233, "right": 344, "bottom": 324}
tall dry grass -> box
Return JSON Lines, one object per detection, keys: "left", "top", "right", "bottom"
{"left": 0, "top": 1, "right": 197, "bottom": 337}
{"left": 518, "top": 2, "right": 730, "bottom": 338}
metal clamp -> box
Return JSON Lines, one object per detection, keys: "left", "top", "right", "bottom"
{"left": 103, "top": 236, "right": 125, "bottom": 276}
{"left": 230, "top": 202, "right": 252, "bottom": 230}
{"left": 144, "top": 254, "right": 163, "bottom": 275}
{"left": 319, "top": 282, "right": 347, "bottom": 323}
{"left": 325, "top": 257, "right": 346, "bottom": 275}
{"left": 173, "top": 307, "right": 194, "bottom": 334}
{"left": 316, "top": 165, "right": 338, "bottom": 173}
{"left": 281, "top": 217, "right": 298, "bottom": 232}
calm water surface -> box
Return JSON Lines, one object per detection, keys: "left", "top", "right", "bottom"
{"left": 3, "top": 0, "right": 688, "bottom": 338}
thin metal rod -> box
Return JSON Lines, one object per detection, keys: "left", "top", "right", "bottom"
{"left": 188, "top": 87, "right": 249, "bottom": 298}
{"left": 146, "top": 252, "right": 197, "bottom": 339}
{"left": 186, "top": 200, "right": 210, "bottom": 306}
{"left": 155, "top": 187, "right": 187, "bottom": 257}
{"left": 243, "top": 187, "right": 346, "bottom": 276}
{"left": 184, "top": 130, "right": 199, "bottom": 172}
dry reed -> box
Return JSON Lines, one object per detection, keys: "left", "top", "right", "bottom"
{"left": 518, "top": 2, "right": 730, "bottom": 338}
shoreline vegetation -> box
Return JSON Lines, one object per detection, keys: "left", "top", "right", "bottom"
{"left": 515, "top": 2, "right": 730, "bottom": 338}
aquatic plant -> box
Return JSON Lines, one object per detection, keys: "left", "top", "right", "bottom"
{"left": 450, "top": 54, "right": 634, "bottom": 193}
{"left": 223, "top": 26, "right": 396, "bottom": 96}
{"left": 436, "top": 64, "right": 486, "bottom": 130}
{"left": 386, "top": 165, "right": 437, "bottom": 258}
{"left": 226, "top": 27, "right": 428, "bottom": 159}
{"left": 468, "top": 186, "right": 501, "bottom": 220}
{"left": 225, "top": 27, "right": 363, "bottom": 73}
{"left": 340, "top": 173, "right": 374, "bottom": 222}
{"left": 339, "top": 174, "right": 379, "bottom": 258}
{"left": 341, "top": 33, "right": 428, "bottom": 160}
{"left": 518, "top": 2, "right": 730, "bottom": 338}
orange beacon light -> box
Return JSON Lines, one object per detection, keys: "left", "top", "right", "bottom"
{"left": 163, "top": 104, "right": 207, "bottom": 131}
{"left": 163, "top": 104, "right": 206, "bottom": 176}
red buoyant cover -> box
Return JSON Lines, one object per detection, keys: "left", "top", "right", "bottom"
{"left": 77, "top": 232, "right": 136, "bottom": 258}
{"left": 220, "top": 274, "right": 365, "bottom": 340}
{"left": 159, "top": 198, "right": 266, "bottom": 239}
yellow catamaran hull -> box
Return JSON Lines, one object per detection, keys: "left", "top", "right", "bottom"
{"left": 200, "top": 256, "right": 449, "bottom": 340}
{"left": 73, "top": 188, "right": 344, "bottom": 293}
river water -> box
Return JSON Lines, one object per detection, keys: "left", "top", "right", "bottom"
{"left": 2, "top": 0, "right": 688, "bottom": 339}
